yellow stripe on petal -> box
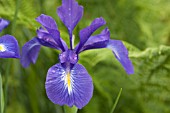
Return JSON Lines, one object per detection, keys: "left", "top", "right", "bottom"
{"left": 67, "top": 72, "right": 71, "bottom": 88}
{"left": 66, "top": 72, "right": 72, "bottom": 95}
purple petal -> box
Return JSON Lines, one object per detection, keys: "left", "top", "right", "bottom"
{"left": 37, "top": 28, "right": 68, "bottom": 51}
{"left": 76, "top": 17, "right": 106, "bottom": 53}
{"left": 0, "top": 35, "right": 20, "bottom": 58}
{"left": 47, "top": 29, "right": 67, "bottom": 51}
{"left": 57, "top": 0, "right": 83, "bottom": 33}
{"left": 36, "top": 14, "right": 67, "bottom": 51}
{"left": 36, "top": 14, "right": 58, "bottom": 31}
{"left": 0, "top": 18, "right": 9, "bottom": 32}
{"left": 45, "top": 63, "right": 93, "bottom": 109}
{"left": 76, "top": 28, "right": 110, "bottom": 53}
{"left": 107, "top": 40, "right": 134, "bottom": 74}
{"left": 21, "top": 38, "right": 41, "bottom": 68}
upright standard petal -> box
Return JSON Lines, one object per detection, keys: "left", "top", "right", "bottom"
{"left": 0, "top": 18, "right": 9, "bottom": 32}
{"left": 76, "top": 28, "right": 110, "bottom": 53}
{"left": 107, "top": 40, "right": 134, "bottom": 74}
{"left": 21, "top": 38, "right": 41, "bottom": 68}
{"left": 45, "top": 63, "right": 93, "bottom": 109}
{"left": 0, "top": 35, "right": 20, "bottom": 58}
{"left": 57, "top": 0, "right": 83, "bottom": 33}
{"left": 36, "top": 14, "right": 66, "bottom": 51}
{"left": 76, "top": 17, "right": 106, "bottom": 53}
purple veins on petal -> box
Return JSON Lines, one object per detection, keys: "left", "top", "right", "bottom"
{"left": 57, "top": 0, "right": 83, "bottom": 33}
{"left": 0, "top": 18, "right": 9, "bottom": 32}
{"left": 0, "top": 35, "right": 20, "bottom": 58}
{"left": 45, "top": 63, "right": 93, "bottom": 109}
{"left": 77, "top": 28, "right": 110, "bottom": 53}
{"left": 21, "top": 38, "right": 41, "bottom": 68}
{"left": 76, "top": 17, "right": 106, "bottom": 53}
{"left": 107, "top": 40, "right": 134, "bottom": 74}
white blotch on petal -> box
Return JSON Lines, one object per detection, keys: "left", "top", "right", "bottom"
{"left": 0, "top": 44, "right": 6, "bottom": 52}
{"left": 61, "top": 70, "right": 74, "bottom": 95}
{"left": 107, "top": 45, "right": 121, "bottom": 60}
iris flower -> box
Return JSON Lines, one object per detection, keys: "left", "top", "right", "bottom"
{"left": 21, "top": 0, "right": 134, "bottom": 109}
{"left": 0, "top": 18, "right": 20, "bottom": 58}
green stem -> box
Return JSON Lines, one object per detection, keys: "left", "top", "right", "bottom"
{"left": 0, "top": 73, "right": 3, "bottom": 113}
{"left": 3, "top": 61, "right": 11, "bottom": 113}
{"left": 3, "top": 0, "right": 20, "bottom": 111}
{"left": 63, "top": 106, "right": 78, "bottom": 113}
{"left": 110, "top": 88, "right": 122, "bottom": 113}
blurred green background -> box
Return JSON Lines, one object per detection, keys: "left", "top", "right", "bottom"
{"left": 0, "top": 0, "right": 170, "bottom": 113}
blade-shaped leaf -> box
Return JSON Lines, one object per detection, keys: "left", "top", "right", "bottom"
{"left": 0, "top": 73, "right": 4, "bottom": 113}
{"left": 110, "top": 88, "right": 122, "bottom": 113}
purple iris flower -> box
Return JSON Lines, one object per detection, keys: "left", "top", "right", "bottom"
{"left": 0, "top": 18, "right": 20, "bottom": 58}
{"left": 21, "top": 0, "right": 134, "bottom": 109}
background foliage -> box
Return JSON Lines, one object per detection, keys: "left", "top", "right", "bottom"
{"left": 0, "top": 0, "right": 170, "bottom": 113}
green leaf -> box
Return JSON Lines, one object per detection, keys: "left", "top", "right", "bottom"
{"left": 129, "top": 45, "right": 170, "bottom": 58}
{"left": 110, "top": 88, "right": 122, "bottom": 113}
{"left": 79, "top": 42, "right": 170, "bottom": 113}
{"left": 0, "top": 73, "right": 4, "bottom": 113}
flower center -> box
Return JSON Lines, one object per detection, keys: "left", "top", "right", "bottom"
{"left": 0, "top": 44, "right": 6, "bottom": 52}
{"left": 59, "top": 50, "right": 78, "bottom": 65}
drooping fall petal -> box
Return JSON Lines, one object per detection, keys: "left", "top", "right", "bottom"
{"left": 45, "top": 63, "right": 93, "bottom": 109}
{"left": 0, "top": 35, "right": 20, "bottom": 58}
{"left": 21, "top": 38, "right": 41, "bottom": 68}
